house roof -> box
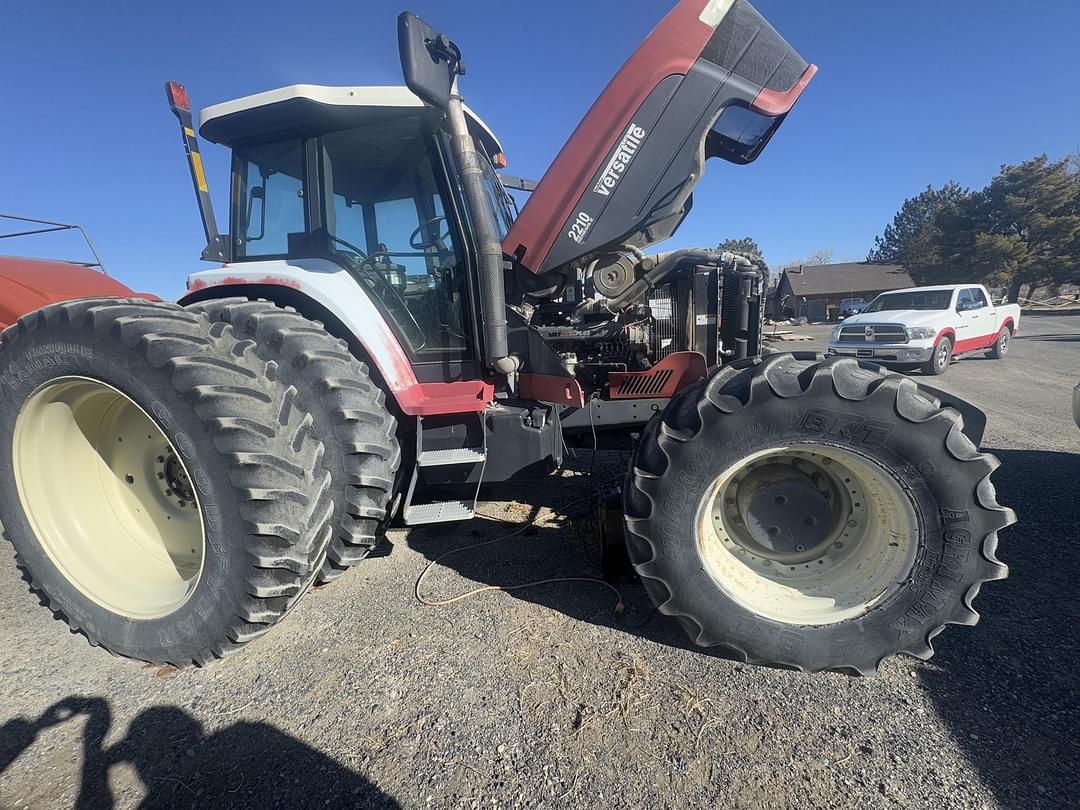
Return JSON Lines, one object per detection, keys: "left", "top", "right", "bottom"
{"left": 780, "top": 263, "right": 913, "bottom": 297}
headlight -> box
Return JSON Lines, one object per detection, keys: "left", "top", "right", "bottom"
{"left": 907, "top": 326, "right": 937, "bottom": 340}
{"left": 831, "top": 325, "right": 843, "bottom": 342}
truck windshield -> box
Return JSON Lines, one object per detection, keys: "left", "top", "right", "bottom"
{"left": 865, "top": 291, "right": 952, "bottom": 312}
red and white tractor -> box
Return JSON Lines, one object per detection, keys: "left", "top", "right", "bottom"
{"left": 0, "top": 0, "right": 1012, "bottom": 673}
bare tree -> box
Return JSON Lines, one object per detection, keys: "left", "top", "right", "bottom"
{"left": 805, "top": 248, "right": 833, "bottom": 265}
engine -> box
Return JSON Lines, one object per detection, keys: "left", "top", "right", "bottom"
{"left": 526, "top": 251, "right": 765, "bottom": 396}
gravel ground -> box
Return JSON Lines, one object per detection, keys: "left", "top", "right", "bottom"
{"left": 2, "top": 313, "right": 1078, "bottom": 809}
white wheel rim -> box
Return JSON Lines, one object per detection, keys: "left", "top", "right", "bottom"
{"left": 999, "top": 333, "right": 1009, "bottom": 353}
{"left": 695, "top": 445, "right": 919, "bottom": 625}
{"left": 937, "top": 344, "right": 949, "bottom": 368}
{"left": 12, "top": 376, "right": 205, "bottom": 618}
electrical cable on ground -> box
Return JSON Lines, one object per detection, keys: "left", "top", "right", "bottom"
{"left": 414, "top": 493, "right": 625, "bottom": 615}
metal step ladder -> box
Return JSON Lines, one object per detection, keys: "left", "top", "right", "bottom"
{"left": 402, "top": 412, "right": 487, "bottom": 525}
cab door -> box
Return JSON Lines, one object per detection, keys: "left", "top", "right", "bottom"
{"left": 955, "top": 288, "right": 992, "bottom": 351}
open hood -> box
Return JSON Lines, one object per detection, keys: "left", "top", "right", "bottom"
{"left": 503, "top": 0, "right": 815, "bottom": 275}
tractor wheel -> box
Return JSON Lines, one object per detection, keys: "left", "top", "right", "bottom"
{"left": 190, "top": 299, "right": 400, "bottom": 584}
{"left": 0, "top": 299, "right": 332, "bottom": 666}
{"left": 624, "top": 353, "right": 1013, "bottom": 675}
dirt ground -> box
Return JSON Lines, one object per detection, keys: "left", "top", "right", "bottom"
{"left": 2, "top": 313, "right": 1078, "bottom": 809}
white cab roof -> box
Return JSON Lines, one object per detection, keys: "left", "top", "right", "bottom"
{"left": 198, "top": 84, "right": 502, "bottom": 154}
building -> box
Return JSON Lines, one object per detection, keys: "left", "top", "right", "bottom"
{"left": 771, "top": 262, "right": 914, "bottom": 321}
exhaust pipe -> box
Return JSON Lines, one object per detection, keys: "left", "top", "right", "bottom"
{"left": 444, "top": 82, "right": 518, "bottom": 375}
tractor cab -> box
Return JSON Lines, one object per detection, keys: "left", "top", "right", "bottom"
{"left": 192, "top": 85, "right": 511, "bottom": 368}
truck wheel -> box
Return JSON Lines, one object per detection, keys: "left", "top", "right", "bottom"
{"left": 624, "top": 354, "right": 1013, "bottom": 674}
{"left": 986, "top": 328, "right": 1011, "bottom": 359}
{"left": 191, "top": 299, "right": 399, "bottom": 584}
{"left": 922, "top": 337, "right": 952, "bottom": 375}
{"left": 0, "top": 299, "right": 333, "bottom": 665}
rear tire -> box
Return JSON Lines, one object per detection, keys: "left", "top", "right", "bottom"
{"left": 986, "top": 328, "right": 1011, "bottom": 359}
{"left": 922, "top": 337, "right": 952, "bottom": 375}
{"left": 624, "top": 354, "right": 1013, "bottom": 675}
{"left": 0, "top": 299, "right": 332, "bottom": 665}
{"left": 190, "top": 299, "right": 400, "bottom": 584}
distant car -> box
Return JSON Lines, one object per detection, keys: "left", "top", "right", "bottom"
{"left": 827, "top": 284, "right": 1021, "bottom": 375}
{"left": 835, "top": 297, "right": 866, "bottom": 320}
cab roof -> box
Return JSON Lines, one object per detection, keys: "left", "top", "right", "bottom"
{"left": 198, "top": 84, "right": 502, "bottom": 156}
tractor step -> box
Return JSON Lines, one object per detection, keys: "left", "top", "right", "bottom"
{"left": 403, "top": 500, "right": 475, "bottom": 525}
{"left": 401, "top": 412, "right": 487, "bottom": 526}
{"left": 417, "top": 448, "right": 487, "bottom": 467}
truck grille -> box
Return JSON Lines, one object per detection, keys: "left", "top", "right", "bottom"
{"left": 838, "top": 323, "right": 908, "bottom": 343}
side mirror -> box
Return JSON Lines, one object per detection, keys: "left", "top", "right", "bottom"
{"left": 398, "top": 12, "right": 461, "bottom": 109}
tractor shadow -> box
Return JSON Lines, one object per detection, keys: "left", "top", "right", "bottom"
{"left": 0, "top": 698, "right": 398, "bottom": 809}
{"left": 918, "top": 448, "right": 1080, "bottom": 808}
{"left": 404, "top": 455, "right": 734, "bottom": 659}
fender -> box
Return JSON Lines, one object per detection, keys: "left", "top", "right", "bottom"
{"left": 934, "top": 327, "right": 957, "bottom": 349}
{"left": 179, "top": 260, "right": 493, "bottom": 417}
{"left": 0, "top": 257, "right": 154, "bottom": 330}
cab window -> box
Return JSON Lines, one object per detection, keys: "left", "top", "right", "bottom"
{"left": 320, "top": 120, "right": 472, "bottom": 361}
{"left": 233, "top": 140, "right": 307, "bottom": 258}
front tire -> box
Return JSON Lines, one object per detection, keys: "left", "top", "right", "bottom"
{"left": 624, "top": 354, "right": 1013, "bottom": 675}
{"left": 0, "top": 299, "right": 333, "bottom": 665}
{"left": 922, "top": 337, "right": 953, "bottom": 375}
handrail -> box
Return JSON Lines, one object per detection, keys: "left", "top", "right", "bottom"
{"left": 0, "top": 213, "right": 108, "bottom": 274}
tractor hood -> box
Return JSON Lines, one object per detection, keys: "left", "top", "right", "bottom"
{"left": 503, "top": 0, "right": 815, "bottom": 275}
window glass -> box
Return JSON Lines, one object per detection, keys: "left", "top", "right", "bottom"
{"left": 479, "top": 155, "right": 514, "bottom": 240}
{"left": 705, "top": 104, "right": 781, "bottom": 163}
{"left": 233, "top": 140, "right": 306, "bottom": 258}
{"left": 957, "top": 289, "right": 973, "bottom": 309}
{"left": 969, "top": 288, "right": 988, "bottom": 308}
{"left": 321, "top": 121, "right": 471, "bottom": 361}
{"left": 865, "top": 290, "right": 952, "bottom": 312}
{"left": 374, "top": 198, "right": 427, "bottom": 278}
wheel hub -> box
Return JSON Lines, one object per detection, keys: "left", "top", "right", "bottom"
{"left": 12, "top": 376, "right": 205, "bottom": 619}
{"left": 697, "top": 445, "right": 918, "bottom": 625}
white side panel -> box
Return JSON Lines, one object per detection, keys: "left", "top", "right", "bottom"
{"left": 185, "top": 259, "right": 418, "bottom": 391}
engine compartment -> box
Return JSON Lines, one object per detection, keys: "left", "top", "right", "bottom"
{"left": 519, "top": 251, "right": 766, "bottom": 399}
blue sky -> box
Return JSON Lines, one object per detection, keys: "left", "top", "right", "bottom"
{"left": 3, "top": 0, "right": 1078, "bottom": 298}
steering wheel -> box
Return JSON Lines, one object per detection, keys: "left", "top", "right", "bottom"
{"left": 409, "top": 216, "right": 451, "bottom": 252}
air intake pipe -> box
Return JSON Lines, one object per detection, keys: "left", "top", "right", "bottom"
{"left": 572, "top": 248, "right": 724, "bottom": 321}
{"left": 445, "top": 82, "right": 519, "bottom": 375}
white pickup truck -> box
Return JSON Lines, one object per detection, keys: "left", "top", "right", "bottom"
{"left": 827, "top": 284, "right": 1020, "bottom": 375}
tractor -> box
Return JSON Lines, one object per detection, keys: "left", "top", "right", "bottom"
{"left": 0, "top": 0, "right": 1012, "bottom": 674}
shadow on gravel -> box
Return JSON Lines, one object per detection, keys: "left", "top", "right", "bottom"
{"left": 0, "top": 697, "right": 399, "bottom": 809}
{"left": 407, "top": 469, "right": 728, "bottom": 660}
{"left": 920, "top": 448, "right": 1080, "bottom": 808}
{"left": 1016, "top": 333, "right": 1080, "bottom": 342}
